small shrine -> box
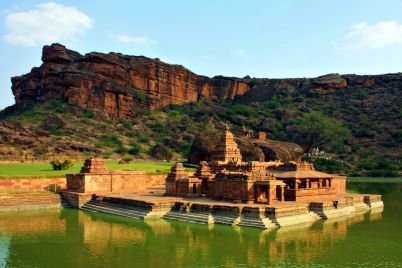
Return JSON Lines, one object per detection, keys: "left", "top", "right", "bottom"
{"left": 80, "top": 158, "right": 110, "bottom": 174}
{"left": 66, "top": 158, "right": 147, "bottom": 194}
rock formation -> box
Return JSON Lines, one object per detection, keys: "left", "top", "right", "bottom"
{"left": 11, "top": 43, "right": 402, "bottom": 121}
{"left": 188, "top": 132, "right": 304, "bottom": 164}
{"left": 12, "top": 43, "right": 249, "bottom": 119}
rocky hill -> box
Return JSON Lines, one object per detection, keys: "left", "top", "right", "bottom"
{"left": 12, "top": 43, "right": 249, "bottom": 118}
{"left": 2, "top": 44, "right": 402, "bottom": 176}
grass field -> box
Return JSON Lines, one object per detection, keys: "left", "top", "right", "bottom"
{"left": 347, "top": 177, "right": 402, "bottom": 183}
{"left": 0, "top": 160, "right": 180, "bottom": 179}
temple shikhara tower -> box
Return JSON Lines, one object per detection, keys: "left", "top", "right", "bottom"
{"left": 166, "top": 125, "right": 348, "bottom": 204}
{"left": 211, "top": 124, "right": 242, "bottom": 164}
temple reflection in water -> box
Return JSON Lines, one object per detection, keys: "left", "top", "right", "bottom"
{"left": 0, "top": 206, "right": 383, "bottom": 267}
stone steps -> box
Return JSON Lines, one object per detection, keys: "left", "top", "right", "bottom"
{"left": 238, "top": 218, "right": 270, "bottom": 229}
{"left": 368, "top": 201, "right": 384, "bottom": 209}
{"left": 163, "top": 211, "right": 212, "bottom": 224}
{"left": 88, "top": 200, "right": 151, "bottom": 212}
{"left": 274, "top": 212, "right": 317, "bottom": 227}
{"left": 354, "top": 202, "right": 370, "bottom": 212}
{"left": 81, "top": 204, "right": 149, "bottom": 219}
{"left": 82, "top": 205, "right": 149, "bottom": 219}
{"left": 312, "top": 206, "right": 355, "bottom": 219}
{"left": 212, "top": 213, "right": 240, "bottom": 226}
{"left": 81, "top": 201, "right": 150, "bottom": 219}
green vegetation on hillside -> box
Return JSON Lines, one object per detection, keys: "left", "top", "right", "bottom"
{"left": 0, "top": 80, "right": 401, "bottom": 178}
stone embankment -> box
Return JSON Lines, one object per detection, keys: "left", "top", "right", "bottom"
{"left": 0, "top": 175, "right": 165, "bottom": 211}
{"left": 64, "top": 192, "right": 383, "bottom": 230}
{"left": 0, "top": 192, "right": 67, "bottom": 211}
{"left": 0, "top": 177, "right": 66, "bottom": 192}
{"left": 0, "top": 177, "right": 67, "bottom": 211}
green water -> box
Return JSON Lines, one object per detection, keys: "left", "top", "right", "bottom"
{"left": 0, "top": 182, "right": 401, "bottom": 268}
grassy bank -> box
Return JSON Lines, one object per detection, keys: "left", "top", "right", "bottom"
{"left": 347, "top": 177, "right": 402, "bottom": 183}
{"left": 0, "top": 160, "right": 178, "bottom": 179}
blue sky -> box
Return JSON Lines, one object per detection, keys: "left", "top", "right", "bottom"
{"left": 1, "top": 0, "right": 402, "bottom": 109}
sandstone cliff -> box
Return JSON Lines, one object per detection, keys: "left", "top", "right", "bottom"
{"left": 12, "top": 44, "right": 249, "bottom": 118}
{"left": 11, "top": 44, "right": 402, "bottom": 121}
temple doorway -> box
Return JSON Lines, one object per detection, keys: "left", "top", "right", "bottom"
{"left": 192, "top": 184, "right": 197, "bottom": 194}
{"left": 255, "top": 185, "right": 269, "bottom": 203}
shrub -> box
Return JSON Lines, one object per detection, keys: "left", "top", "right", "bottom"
{"left": 312, "top": 158, "right": 344, "bottom": 174}
{"left": 114, "top": 146, "right": 128, "bottom": 154}
{"left": 264, "top": 100, "right": 280, "bottom": 109}
{"left": 127, "top": 87, "right": 147, "bottom": 102}
{"left": 102, "top": 153, "right": 111, "bottom": 159}
{"left": 121, "top": 121, "right": 132, "bottom": 129}
{"left": 98, "top": 135, "right": 123, "bottom": 148}
{"left": 128, "top": 144, "right": 141, "bottom": 155}
{"left": 83, "top": 109, "right": 94, "bottom": 118}
{"left": 229, "top": 104, "right": 256, "bottom": 117}
{"left": 149, "top": 122, "right": 164, "bottom": 132}
{"left": 179, "top": 141, "right": 192, "bottom": 158}
{"left": 50, "top": 159, "right": 73, "bottom": 170}
{"left": 294, "top": 96, "right": 305, "bottom": 103}
{"left": 137, "top": 135, "right": 150, "bottom": 143}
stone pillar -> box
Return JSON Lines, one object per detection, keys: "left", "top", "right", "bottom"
{"left": 294, "top": 178, "right": 298, "bottom": 189}
{"left": 318, "top": 179, "right": 322, "bottom": 188}
{"left": 280, "top": 185, "right": 285, "bottom": 202}
{"left": 306, "top": 179, "right": 310, "bottom": 189}
{"left": 267, "top": 185, "right": 273, "bottom": 204}
{"left": 328, "top": 179, "right": 332, "bottom": 188}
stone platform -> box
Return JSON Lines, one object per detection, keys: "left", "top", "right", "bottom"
{"left": 61, "top": 186, "right": 383, "bottom": 229}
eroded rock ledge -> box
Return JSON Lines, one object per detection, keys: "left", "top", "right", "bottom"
{"left": 11, "top": 43, "right": 249, "bottom": 118}
{"left": 11, "top": 43, "right": 402, "bottom": 119}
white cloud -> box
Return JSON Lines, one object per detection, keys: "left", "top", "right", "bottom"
{"left": 110, "top": 34, "right": 156, "bottom": 45}
{"left": 3, "top": 2, "right": 92, "bottom": 47}
{"left": 333, "top": 21, "right": 402, "bottom": 49}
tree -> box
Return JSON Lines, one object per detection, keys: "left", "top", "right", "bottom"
{"left": 293, "top": 111, "right": 350, "bottom": 153}
{"left": 50, "top": 159, "right": 73, "bottom": 170}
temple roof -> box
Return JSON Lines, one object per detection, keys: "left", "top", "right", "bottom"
{"left": 80, "top": 158, "right": 109, "bottom": 174}
{"left": 211, "top": 125, "right": 242, "bottom": 163}
{"left": 270, "top": 170, "right": 337, "bottom": 179}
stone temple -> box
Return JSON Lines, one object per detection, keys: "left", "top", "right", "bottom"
{"left": 166, "top": 125, "right": 346, "bottom": 204}
{"left": 63, "top": 125, "right": 383, "bottom": 229}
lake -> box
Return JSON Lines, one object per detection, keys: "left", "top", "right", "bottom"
{"left": 0, "top": 181, "right": 401, "bottom": 267}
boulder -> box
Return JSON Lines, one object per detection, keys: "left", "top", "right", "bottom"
{"left": 313, "top": 73, "right": 347, "bottom": 91}
{"left": 188, "top": 132, "right": 303, "bottom": 164}
{"left": 69, "top": 143, "right": 101, "bottom": 154}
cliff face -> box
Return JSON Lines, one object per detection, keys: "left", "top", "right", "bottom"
{"left": 11, "top": 43, "right": 249, "bottom": 118}
{"left": 11, "top": 43, "right": 402, "bottom": 120}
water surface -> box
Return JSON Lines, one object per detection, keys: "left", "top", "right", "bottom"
{"left": 0, "top": 182, "right": 401, "bottom": 267}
